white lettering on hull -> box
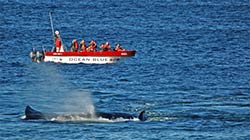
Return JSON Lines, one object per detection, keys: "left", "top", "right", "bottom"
{"left": 44, "top": 56, "right": 123, "bottom": 64}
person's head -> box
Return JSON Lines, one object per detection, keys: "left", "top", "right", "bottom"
{"left": 90, "top": 40, "right": 95, "bottom": 45}
{"left": 81, "top": 40, "right": 85, "bottom": 44}
{"left": 72, "top": 39, "right": 77, "bottom": 44}
{"left": 55, "top": 30, "right": 59, "bottom": 35}
{"left": 54, "top": 31, "right": 59, "bottom": 38}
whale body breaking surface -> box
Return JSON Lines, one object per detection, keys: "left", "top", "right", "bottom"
{"left": 23, "top": 105, "right": 146, "bottom": 122}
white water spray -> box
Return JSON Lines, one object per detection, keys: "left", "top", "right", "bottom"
{"left": 63, "top": 90, "right": 96, "bottom": 117}
{"left": 29, "top": 64, "right": 96, "bottom": 116}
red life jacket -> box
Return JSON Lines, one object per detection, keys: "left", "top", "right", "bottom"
{"left": 55, "top": 38, "right": 61, "bottom": 49}
{"left": 74, "top": 41, "right": 79, "bottom": 51}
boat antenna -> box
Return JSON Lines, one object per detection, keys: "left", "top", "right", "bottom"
{"left": 49, "top": 12, "right": 55, "bottom": 51}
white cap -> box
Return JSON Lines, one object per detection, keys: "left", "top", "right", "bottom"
{"left": 55, "top": 30, "right": 60, "bottom": 35}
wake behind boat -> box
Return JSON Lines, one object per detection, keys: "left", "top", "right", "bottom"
{"left": 29, "top": 13, "right": 136, "bottom": 64}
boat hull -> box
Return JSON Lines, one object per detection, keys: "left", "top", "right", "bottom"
{"left": 43, "top": 51, "right": 136, "bottom": 64}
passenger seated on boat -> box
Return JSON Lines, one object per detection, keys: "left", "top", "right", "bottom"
{"left": 100, "top": 42, "right": 111, "bottom": 51}
{"left": 114, "top": 43, "right": 125, "bottom": 51}
{"left": 54, "top": 30, "right": 62, "bottom": 52}
{"left": 86, "top": 40, "right": 97, "bottom": 52}
{"left": 70, "top": 39, "right": 79, "bottom": 52}
{"left": 80, "top": 40, "right": 87, "bottom": 52}
{"left": 100, "top": 43, "right": 105, "bottom": 51}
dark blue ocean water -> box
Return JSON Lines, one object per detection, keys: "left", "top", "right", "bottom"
{"left": 1, "top": 0, "right": 250, "bottom": 139}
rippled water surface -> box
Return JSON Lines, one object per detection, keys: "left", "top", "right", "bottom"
{"left": 1, "top": 0, "right": 250, "bottom": 139}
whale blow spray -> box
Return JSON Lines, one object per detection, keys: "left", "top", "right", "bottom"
{"left": 63, "top": 91, "right": 96, "bottom": 117}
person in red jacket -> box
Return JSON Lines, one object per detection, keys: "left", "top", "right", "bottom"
{"left": 100, "top": 42, "right": 111, "bottom": 51}
{"left": 74, "top": 39, "right": 79, "bottom": 52}
{"left": 80, "top": 40, "right": 87, "bottom": 52}
{"left": 70, "top": 39, "right": 79, "bottom": 52}
{"left": 86, "top": 40, "right": 97, "bottom": 52}
{"left": 54, "top": 30, "right": 62, "bottom": 52}
{"left": 114, "top": 43, "right": 125, "bottom": 51}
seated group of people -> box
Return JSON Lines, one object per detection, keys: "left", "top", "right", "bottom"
{"left": 70, "top": 39, "right": 126, "bottom": 52}
{"left": 53, "top": 31, "right": 126, "bottom": 53}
